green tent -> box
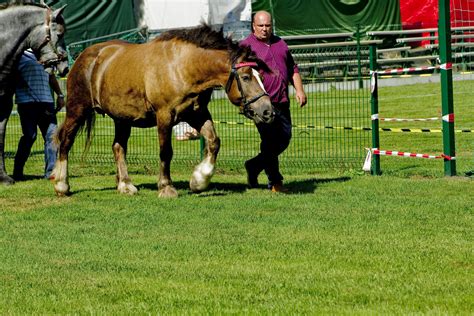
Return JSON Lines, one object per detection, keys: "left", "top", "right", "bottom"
{"left": 45, "top": 0, "right": 138, "bottom": 46}
{"left": 252, "top": 0, "right": 401, "bottom": 35}
{"left": 1, "top": 0, "right": 401, "bottom": 46}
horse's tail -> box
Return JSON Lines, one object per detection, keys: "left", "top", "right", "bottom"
{"left": 53, "top": 108, "right": 96, "bottom": 161}
{"left": 81, "top": 110, "right": 96, "bottom": 161}
{"left": 53, "top": 123, "right": 62, "bottom": 147}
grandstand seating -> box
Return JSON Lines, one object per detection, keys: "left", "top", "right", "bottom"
{"left": 285, "top": 26, "right": 474, "bottom": 78}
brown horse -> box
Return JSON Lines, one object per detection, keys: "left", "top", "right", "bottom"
{"left": 52, "top": 24, "right": 274, "bottom": 197}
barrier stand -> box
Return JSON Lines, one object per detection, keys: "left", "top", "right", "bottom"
{"left": 439, "top": 0, "right": 457, "bottom": 176}
{"left": 368, "top": 42, "right": 458, "bottom": 175}
{"left": 363, "top": 148, "right": 456, "bottom": 172}
{"left": 369, "top": 44, "right": 381, "bottom": 175}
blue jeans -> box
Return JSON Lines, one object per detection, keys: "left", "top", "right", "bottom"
{"left": 14, "top": 102, "right": 58, "bottom": 178}
{"left": 247, "top": 103, "right": 292, "bottom": 186}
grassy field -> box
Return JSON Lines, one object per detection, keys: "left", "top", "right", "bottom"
{"left": 0, "top": 79, "right": 473, "bottom": 314}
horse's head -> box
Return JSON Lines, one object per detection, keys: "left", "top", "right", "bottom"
{"left": 30, "top": 5, "right": 69, "bottom": 77}
{"left": 225, "top": 60, "right": 274, "bottom": 125}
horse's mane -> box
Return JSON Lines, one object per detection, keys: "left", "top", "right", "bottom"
{"left": 158, "top": 23, "right": 258, "bottom": 65}
{"left": 159, "top": 24, "right": 235, "bottom": 50}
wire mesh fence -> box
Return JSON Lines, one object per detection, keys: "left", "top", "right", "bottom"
{"left": 66, "top": 28, "right": 148, "bottom": 65}
{"left": 5, "top": 25, "right": 380, "bottom": 171}
{"left": 7, "top": 25, "right": 473, "bottom": 173}
{"left": 5, "top": 44, "right": 373, "bottom": 170}
{"left": 5, "top": 84, "right": 372, "bottom": 171}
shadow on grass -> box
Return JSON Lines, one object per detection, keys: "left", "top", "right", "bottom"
{"left": 12, "top": 174, "right": 45, "bottom": 181}
{"left": 144, "top": 176, "right": 351, "bottom": 196}
{"left": 194, "top": 176, "right": 351, "bottom": 196}
{"left": 286, "top": 176, "right": 351, "bottom": 194}
{"left": 66, "top": 176, "right": 352, "bottom": 196}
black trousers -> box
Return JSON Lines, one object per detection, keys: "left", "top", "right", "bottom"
{"left": 247, "top": 103, "right": 292, "bottom": 186}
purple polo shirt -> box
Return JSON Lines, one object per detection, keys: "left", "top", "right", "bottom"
{"left": 240, "top": 33, "right": 299, "bottom": 104}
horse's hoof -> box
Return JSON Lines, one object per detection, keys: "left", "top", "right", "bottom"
{"left": 54, "top": 182, "right": 70, "bottom": 196}
{"left": 190, "top": 159, "right": 214, "bottom": 192}
{"left": 158, "top": 185, "right": 178, "bottom": 198}
{"left": 117, "top": 182, "right": 138, "bottom": 195}
{"left": 189, "top": 178, "right": 209, "bottom": 192}
{"left": 0, "top": 174, "right": 15, "bottom": 186}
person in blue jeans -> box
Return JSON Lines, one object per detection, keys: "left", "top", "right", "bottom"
{"left": 13, "top": 50, "right": 65, "bottom": 181}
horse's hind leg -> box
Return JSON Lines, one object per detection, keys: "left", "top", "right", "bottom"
{"left": 52, "top": 107, "right": 91, "bottom": 196}
{"left": 112, "top": 120, "right": 137, "bottom": 195}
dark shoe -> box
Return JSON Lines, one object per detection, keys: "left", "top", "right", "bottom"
{"left": 12, "top": 173, "right": 24, "bottom": 181}
{"left": 466, "top": 170, "right": 474, "bottom": 177}
{"left": 244, "top": 160, "right": 259, "bottom": 188}
{"left": 270, "top": 183, "right": 289, "bottom": 193}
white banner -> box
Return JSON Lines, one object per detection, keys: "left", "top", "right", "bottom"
{"left": 138, "top": 0, "right": 209, "bottom": 29}
{"left": 137, "top": 0, "right": 251, "bottom": 38}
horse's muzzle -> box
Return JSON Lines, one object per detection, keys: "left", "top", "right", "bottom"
{"left": 246, "top": 106, "right": 275, "bottom": 125}
{"left": 40, "top": 57, "right": 69, "bottom": 77}
{"left": 259, "top": 108, "right": 275, "bottom": 124}
{"left": 38, "top": 52, "right": 59, "bottom": 66}
{"left": 56, "top": 60, "right": 70, "bottom": 77}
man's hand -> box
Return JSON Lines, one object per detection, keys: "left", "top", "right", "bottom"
{"left": 295, "top": 90, "right": 307, "bottom": 107}
{"left": 55, "top": 94, "right": 65, "bottom": 113}
{"left": 292, "top": 72, "right": 307, "bottom": 107}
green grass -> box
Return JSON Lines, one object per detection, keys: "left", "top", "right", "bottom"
{"left": 1, "top": 79, "right": 473, "bottom": 313}
{"left": 0, "top": 170, "right": 472, "bottom": 314}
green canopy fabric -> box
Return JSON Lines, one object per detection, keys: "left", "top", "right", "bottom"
{"left": 0, "top": 1, "right": 401, "bottom": 44}
{"left": 45, "top": 0, "right": 138, "bottom": 46}
{"left": 252, "top": 0, "right": 401, "bottom": 35}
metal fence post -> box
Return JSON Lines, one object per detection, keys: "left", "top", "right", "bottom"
{"left": 369, "top": 44, "right": 381, "bottom": 175}
{"left": 199, "top": 136, "right": 205, "bottom": 161}
{"left": 356, "top": 24, "right": 363, "bottom": 89}
{"left": 438, "top": 0, "right": 457, "bottom": 176}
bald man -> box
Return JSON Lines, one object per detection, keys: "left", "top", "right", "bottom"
{"left": 240, "top": 10, "right": 307, "bottom": 193}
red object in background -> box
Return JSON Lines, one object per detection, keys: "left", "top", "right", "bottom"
{"left": 451, "top": 0, "right": 474, "bottom": 43}
{"left": 451, "top": 0, "right": 474, "bottom": 27}
{"left": 400, "top": 0, "right": 438, "bottom": 47}
{"left": 399, "top": 0, "right": 474, "bottom": 46}
{"left": 400, "top": 0, "right": 474, "bottom": 28}
{"left": 400, "top": 0, "right": 438, "bottom": 29}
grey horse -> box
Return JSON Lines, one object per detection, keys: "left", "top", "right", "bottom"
{"left": 0, "top": 2, "right": 68, "bottom": 185}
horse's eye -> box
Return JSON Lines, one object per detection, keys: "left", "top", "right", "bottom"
{"left": 242, "top": 75, "right": 251, "bottom": 82}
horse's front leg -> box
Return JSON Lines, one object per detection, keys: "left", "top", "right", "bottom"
{"left": 113, "top": 121, "right": 137, "bottom": 195}
{"left": 157, "top": 112, "right": 178, "bottom": 198}
{"left": 189, "top": 119, "right": 220, "bottom": 192}
{"left": 0, "top": 95, "right": 14, "bottom": 185}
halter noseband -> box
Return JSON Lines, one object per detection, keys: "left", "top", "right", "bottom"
{"left": 37, "top": 8, "right": 64, "bottom": 65}
{"left": 37, "top": 8, "right": 52, "bottom": 52}
{"left": 225, "top": 62, "right": 268, "bottom": 117}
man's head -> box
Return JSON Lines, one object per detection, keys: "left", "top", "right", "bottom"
{"left": 252, "top": 11, "right": 272, "bottom": 42}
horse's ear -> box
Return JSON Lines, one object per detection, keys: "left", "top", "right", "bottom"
{"left": 53, "top": 5, "right": 67, "bottom": 20}
{"left": 238, "top": 45, "right": 272, "bottom": 73}
{"left": 40, "top": 0, "right": 47, "bottom": 6}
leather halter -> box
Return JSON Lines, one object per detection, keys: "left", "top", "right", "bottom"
{"left": 225, "top": 62, "right": 268, "bottom": 116}
{"left": 37, "top": 8, "right": 52, "bottom": 52}
{"left": 37, "top": 8, "right": 64, "bottom": 65}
